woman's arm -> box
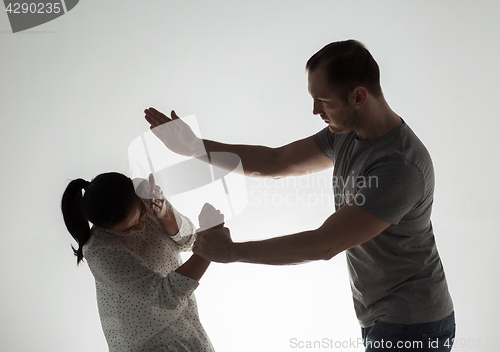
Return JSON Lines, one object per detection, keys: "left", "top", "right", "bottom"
{"left": 155, "top": 206, "right": 182, "bottom": 236}
{"left": 175, "top": 254, "right": 210, "bottom": 281}
{"left": 175, "top": 205, "right": 225, "bottom": 281}
{"left": 148, "top": 173, "right": 184, "bottom": 235}
{"left": 85, "top": 239, "right": 199, "bottom": 311}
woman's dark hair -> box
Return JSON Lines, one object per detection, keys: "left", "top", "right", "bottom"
{"left": 61, "top": 172, "right": 137, "bottom": 264}
{"left": 306, "top": 39, "right": 383, "bottom": 103}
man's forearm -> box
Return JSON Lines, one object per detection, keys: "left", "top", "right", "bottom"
{"left": 224, "top": 204, "right": 390, "bottom": 265}
{"left": 194, "top": 203, "right": 390, "bottom": 265}
{"left": 231, "top": 229, "right": 337, "bottom": 265}
{"left": 201, "top": 139, "right": 281, "bottom": 177}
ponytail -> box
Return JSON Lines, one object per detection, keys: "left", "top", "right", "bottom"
{"left": 61, "top": 172, "right": 137, "bottom": 264}
{"left": 61, "top": 179, "right": 91, "bottom": 264}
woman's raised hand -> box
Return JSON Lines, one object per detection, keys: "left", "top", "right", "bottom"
{"left": 197, "top": 203, "right": 225, "bottom": 233}
{"left": 144, "top": 108, "right": 206, "bottom": 157}
{"left": 149, "top": 173, "right": 167, "bottom": 218}
{"left": 148, "top": 173, "right": 181, "bottom": 235}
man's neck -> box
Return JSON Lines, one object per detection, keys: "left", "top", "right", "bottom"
{"left": 354, "top": 99, "right": 402, "bottom": 141}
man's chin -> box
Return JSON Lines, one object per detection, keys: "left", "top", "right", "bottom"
{"left": 328, "top": 125, "right": 351, "bottom": 135}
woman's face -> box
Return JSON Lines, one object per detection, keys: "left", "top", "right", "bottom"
{"left": 110, "top": 196, "right": 147, "bottom": 235}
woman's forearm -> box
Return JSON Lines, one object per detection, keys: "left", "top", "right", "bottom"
{"left": 158, "top": 210, "right": 183, "bottom": 236}
{"left": 174, "top": 253, "right": 211, "bottom": 281}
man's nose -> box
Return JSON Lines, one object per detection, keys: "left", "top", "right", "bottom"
{"left": 312, "top": 99, "right": 322, "bottom": 115}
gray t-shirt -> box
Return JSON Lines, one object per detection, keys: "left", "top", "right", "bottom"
{"left": 314, "top": 122, "right": 453, "bottom": 328}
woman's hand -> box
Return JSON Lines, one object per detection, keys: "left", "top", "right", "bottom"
{"left": 197, "top": 203, "right": 225, "bottom": 233}
{"left": 149, "top": 173, "right": 180, "bottom": 235}
{"left": 193, "top": 203, "right": 234, "bottom": 262}
{"left": 149, "top": 173, "right": 167, "bottom": 217}
{"left": 150, "top": 197, "right": 173, "bottom": 220}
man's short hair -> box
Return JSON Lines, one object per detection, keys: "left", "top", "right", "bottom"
{"left": 306, "top": 39, "right": 383, "bottom": 103}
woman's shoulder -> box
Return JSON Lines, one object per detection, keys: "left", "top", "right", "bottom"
{"left": 84, "top": 226, "right": 123, "bottom": 252}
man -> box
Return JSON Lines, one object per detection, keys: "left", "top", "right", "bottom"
{"left": 144, "top": 39, "right": 455, "bottom": 351}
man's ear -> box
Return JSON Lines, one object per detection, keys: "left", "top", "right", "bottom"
{"left": 352, "top": 87, "right": 368, "bottom": 107}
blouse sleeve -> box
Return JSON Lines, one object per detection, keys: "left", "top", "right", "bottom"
{"left": 164, "top": 199, "right": 197, "bottom": 250}
{"left": 84, "top": 239, "right": 199, "bottom": 310}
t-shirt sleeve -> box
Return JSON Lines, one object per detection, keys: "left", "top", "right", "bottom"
{"left": 355, "top": 155, "right": 424, "bottom": 225}
{"left": 84, "top": 240, "right": 199, "bottom": 310}
{"left": 313, "top": 127, "right": 335, "bottom": 160}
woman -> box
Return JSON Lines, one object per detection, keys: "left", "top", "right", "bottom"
{"left": 61, "top": 172, "right": 221, "bottom": 352}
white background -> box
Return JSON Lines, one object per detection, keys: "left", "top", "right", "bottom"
{"left": 1, "top": 1, "right": 499, "bottom": 351}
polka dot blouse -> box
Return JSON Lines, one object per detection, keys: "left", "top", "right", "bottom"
{"left": 83, "top": 197, "right": 215, "bottom": 352}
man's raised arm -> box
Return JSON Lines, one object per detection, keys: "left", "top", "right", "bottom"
{"left": 144, "top": 107, "right": 332, "bottom": 178}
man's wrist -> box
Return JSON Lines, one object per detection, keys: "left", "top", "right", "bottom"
{"left": 230, "top": 242, "right": 246, "bottom": 263}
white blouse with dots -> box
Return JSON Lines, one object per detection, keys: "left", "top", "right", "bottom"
{"left": 83, "top": 199, "right": 215, "bottom": 352}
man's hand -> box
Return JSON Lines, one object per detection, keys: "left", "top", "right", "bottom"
{"left": 193, "top": 227, "right": 236, "bottom": 263}
{"left": 144, "top": 107, "right": 206, "bottom": 157}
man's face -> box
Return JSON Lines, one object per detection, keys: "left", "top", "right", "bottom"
{"left": 308, "top": 68, "right": 359, "bottom": 134}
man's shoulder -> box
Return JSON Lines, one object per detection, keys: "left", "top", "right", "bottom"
{"left": 363, "top": 122, "right": 431, "bottom": 164}
{"left": 397, "top": 124, "right": 434, "bottom": 171}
